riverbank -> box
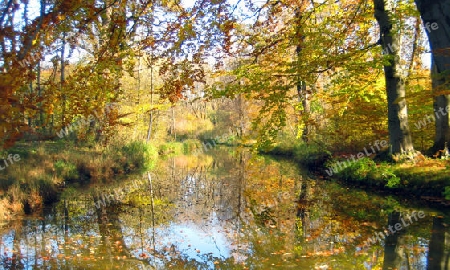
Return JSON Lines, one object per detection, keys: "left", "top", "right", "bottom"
{"left": 2, "top": 147, "right": 446, "bottom": 269}
{"left": 0, "top": 140, "right": 160, "bottom": 222}
{"left": 265, "top": 143, "right": 450, "bottom": 207}
{"left": 0, "top": 136, "right": 241, "bottom": 223}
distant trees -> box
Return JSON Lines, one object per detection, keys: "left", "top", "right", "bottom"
{"left": 0, "top": 0, "right": 447, "bottom": 156}
{"left": 0, "top": 0, "right": 234, "bottom": 148}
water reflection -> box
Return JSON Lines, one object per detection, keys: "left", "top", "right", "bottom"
{"left": 427, "top": 216, "right": 448, "bottom": 270}
{"left": 0, "top": 148, "right": 449, "bottom": 269}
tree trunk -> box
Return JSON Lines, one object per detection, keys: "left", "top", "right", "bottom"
{"left": 37, "top": 60, "right": 44, "bottom": 133}
{"left": 60, "top": 32, "right": 66, "bottom": 127}
{"left": 414, "top": 0, "right": 450, "bottom": 154}
{"left": 374, "top": 0, "right": 414, "bottom": 154}
{"left": 295, "top": 8, "right": 311, "bottom": 143}
{"left": 298, "top": 80, "right": 311, "bottom": 142}
{"left": 431, "top": 60, "right": 450, "bottom": 154}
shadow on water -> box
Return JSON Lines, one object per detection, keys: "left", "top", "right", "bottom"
{"left": 0, "top": 147, "right": 449, "bottom": 269}
{"left": 382, "top": 211, "right": 401, "bottom": 269}
{"left": 427, "top": 216, "right": 449, "bottom": 270}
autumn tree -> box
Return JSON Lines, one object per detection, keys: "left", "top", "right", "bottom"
{"left": 414, "top": 0, "right": 450, "bottom": 154}
{"left": 373, "top": 0, "right": 415, "bottom": 155}
{"left": 210, "top": 0, "right": 379, "bottom": 150}
{"left": 0, "top": 0, "right": 128, "bottom": 146}
{"left": 0, "top": 0, "right": 77, "bottom": 147}
{"left": 0, "top": 0, "right": 237, "bottom": 147}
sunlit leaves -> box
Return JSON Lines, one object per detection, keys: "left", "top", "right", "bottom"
{"left": 206, "top": 0, "right": 385, "bottom": 149}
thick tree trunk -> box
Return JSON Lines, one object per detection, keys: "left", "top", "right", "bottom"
{"left": 374, "top": 0, "right": 414, "bottom": 154}
{"left": 431, "top": 60, "right": 450, "bottom": 154}
{"left": 414, "top": 0, "right": 450, "bottom": 153}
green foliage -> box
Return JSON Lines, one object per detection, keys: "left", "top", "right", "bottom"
{"left": 378, "top": 164, "right": 401, "bottom": 188}
{"left": 183, "top": 139, "right": 202, "bottom": 154}
{"left": 225, "top": 134, "right": 238, "bottom": 145}
{"left": 335, "top": 157, "right": 376, "bottom": 182}
{"left": 116, "top": 141, "right": 158, "bottom": 171}
{"left": 269, "top": 132, "right": 297, "bottom": 154}
{"left": 329, "top": 157, "right": 401, "bottom": 188}
{"left": 144, "top": 144, "right": 159, "bottom": 170}
{"left": 294, "top": 217, "right": 303, "bottom": 239}
{"left": 444, "top": 186, "right": 450, "bottom": 200}
{"left": 54, "top": 160, "right": 79, "bottom": 181}
{"left": 158, "top": 142, "right": 184, "bottom": 156}
{"left": 293, "top": 142, "right": 331, "bottom": 167}
{"left": 60, "top": 187, "right": 78, "bottom": 200}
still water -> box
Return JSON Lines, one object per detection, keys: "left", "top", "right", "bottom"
{"left": 1, "top": 148, "right": 449, "bottom": 269}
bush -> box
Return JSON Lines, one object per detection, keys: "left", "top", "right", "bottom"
{"left": 54, "top": 160, "right": 79, "bottom": 182}
{"left": 117, "top": 141, "right": 158, "bottom": 171}
{"left": 377, "top": 163, "right": 401, "bottom": 188}
{"left": 334, "top": 157, "right": 376, "bottom": 182}
{"left": 158, "top": 142, "right": 184, "bottom": 156}
{"left": 293, "top": 142, "right": 331, "bottom": 168}
{"left": 143, "top": 143, "right": 159, "bottom": 170}
{"left": 329, "top": 157, "right": 401, "bottom": 188}
{"left": 444, "top": 186, "right": 450, "bottom": 200}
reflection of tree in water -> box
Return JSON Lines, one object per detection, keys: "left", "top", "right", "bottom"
{"left": 427, "top": 216, "right": 448, "bottom": 270}
{"left": 1, "top": 148, "right": 449, "bottom": 269}
{"left": 233, "top": 156, "right": 450, "bottom": 269}
{"left": 151, "top": 149, "right": 248, "bottom": 225}
{"left": 94, "top": 204, "right": 133, "bottom": 267}
{"left": 0, "top": 199, "right": 152, "bottom": 269}
{"left": 94, "top": 149, "right": 243, "bottom": 266}
{"left": 105, "top": 149, "right": 251, "bottom": 267}
{"left": 382, "top": 211, "right": 402, "bottom": 269}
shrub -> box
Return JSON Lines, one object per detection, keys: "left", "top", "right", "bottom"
{"left": 118, "top": 141, "right": 158, "bottom": 171}
{"left": 329, "top": 158, "right": 401, "bottom": 188}
{"left": 377, "top": 164, "right": 401, "bottom": 188}
{"left": 337, "top": 157, "right": 376, "bottom": 182}
{"left": 293, "top": 142, "right": 331, "bottom": 168}
{"left": 54, "top": 160, "right": 79, "bottom": 182}
{"left": 444, "top": 186, "right": 450, "bottom": 200}
{"left": 158, "top": 142, "right": 183, "bottom": 156}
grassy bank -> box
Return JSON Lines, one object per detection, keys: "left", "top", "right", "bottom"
{"left": 324, "top": 156, "right": 450, "bottom": 201}
{"left": 0, "top": 140, "right": 158, "bottom": 222}
{"left": 0, "top": 135, "right": 240, "bottom": 223}
{"left": 266, "top": 142, "right": 450, "bottom": 206}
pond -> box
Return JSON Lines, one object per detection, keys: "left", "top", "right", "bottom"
{"left": 1, "top": 147, "right": 449, "bottom": 269}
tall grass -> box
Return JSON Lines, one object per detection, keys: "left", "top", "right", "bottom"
{"left": 0, "top": 140, "right": 158, "bottom": 222}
